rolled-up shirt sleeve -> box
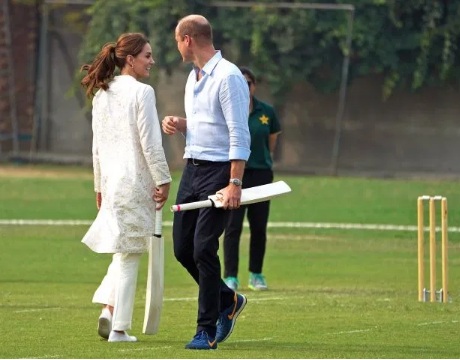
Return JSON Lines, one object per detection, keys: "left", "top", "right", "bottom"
{"left": 219, "top": 74, "right": 251, "bottom": 161}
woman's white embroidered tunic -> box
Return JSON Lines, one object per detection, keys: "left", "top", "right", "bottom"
{"left": 82, "top": 75, "right": 171, "bottom": 254}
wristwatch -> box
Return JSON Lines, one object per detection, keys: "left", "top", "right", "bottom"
{"left": 229, "top": 178, "right": 243, "bottom": 186}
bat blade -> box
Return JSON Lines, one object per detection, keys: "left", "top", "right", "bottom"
{"left": 171, "top": 180, "right": 291, "bottom": 212}
{"left": 142, "top": 209, "right": 164, "bottom": 335}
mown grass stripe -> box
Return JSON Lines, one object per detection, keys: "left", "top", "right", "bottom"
{"left": 1, "top": 219, "right": 460, "bottom": 232}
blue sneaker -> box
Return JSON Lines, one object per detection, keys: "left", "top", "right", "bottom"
{"left": 224, "top": 276, "right": 239, "bottom": 291}
{"left": 216, "top": 293, "right": 247, "bottom": 343}
{"left": 185, "top": 330, "right": 217, "bottom": 350}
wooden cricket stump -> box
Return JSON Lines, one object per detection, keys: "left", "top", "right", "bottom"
{"left": 417, "top": 195, "right": 449, "bottom": 303}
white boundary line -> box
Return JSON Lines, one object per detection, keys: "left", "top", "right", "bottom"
{"left": 269, "top": 222, "right": 460, "bottom": 232}
{"left": 326, "top": 327, "right": 376, "bottom": 335}
{"left": 0, "top": 219, "right": 94, "bottom": 226}
{"left": 1, "top": 219, "right": 460, "bottom": 232}
{"left": 417, "top": 320, "right": 459, "bottom": 326}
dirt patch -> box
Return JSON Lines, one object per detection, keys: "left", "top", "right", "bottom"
{"left": 0, "top": 165, "right": 93, "bottom": 179}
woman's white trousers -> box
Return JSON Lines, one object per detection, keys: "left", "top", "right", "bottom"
{"left": 92, "top": 253, "right": 142, "bottom": 331}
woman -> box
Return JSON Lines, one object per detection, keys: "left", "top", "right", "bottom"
{"left": 80, "top": 33, "right": 171, "bottom": 342}
{"left": 223, "top": 66, "right": 282, "bottom": 292}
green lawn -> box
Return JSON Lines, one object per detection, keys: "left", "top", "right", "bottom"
{"left": 0, "top": 164, "right": 459, "bottom": 358}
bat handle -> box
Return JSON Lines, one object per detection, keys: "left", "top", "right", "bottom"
{"left": 170, "top": 199, "right": 214, "bottom": 212}
{"left": 154, "top": 209, "right": 162, "bottom": 237}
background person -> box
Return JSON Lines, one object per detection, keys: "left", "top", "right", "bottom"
{"left": 223, "top": 66, "right": 282, "bottom": 291}
{"left": 80, "top": 32, "right": 172, "bottom": 343}
{"left": 162, "top": 15, "right": 250, "bottom": 350}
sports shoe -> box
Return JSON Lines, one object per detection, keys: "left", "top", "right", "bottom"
{"left": 216, "top": 293, "right": 247, "bottom": 343}
{"left": 185, "top": 330, "right": 217, "bottom": 350}
{"left": 98, "top": 307, "right": 112, "bottom": 339}
{"left": 249, "top": 272, "right": 268, "bottom": 291}
{"left": 224, "top": 276, "right": 239, "bottom": 291}
{"left": 108, "top": 330, "right": 137, "bottom": 342}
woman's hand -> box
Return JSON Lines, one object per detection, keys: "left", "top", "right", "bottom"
{"left": 153, "top": 183, "right": 171, "bottom": 209}
{"left": 96, "top": 192, "right": 102, "bottom": 210}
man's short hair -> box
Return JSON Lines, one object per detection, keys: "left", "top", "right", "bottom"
{"left": 177, "top": 15, "right": 213, "bottom": 44}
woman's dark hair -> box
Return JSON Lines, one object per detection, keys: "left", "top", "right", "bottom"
{"left": 239, "top": 66, "right": 256, "bottom": 84}
{"left": 80, "top": 32, "right": 149, "bottom": 98}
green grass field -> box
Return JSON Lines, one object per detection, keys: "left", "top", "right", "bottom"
{"left": 1, "top": 164, "right": 460, "bottom": 358}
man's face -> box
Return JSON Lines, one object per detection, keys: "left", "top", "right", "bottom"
{"left": 175, "top": 27, "right": 191, "bottom": 63}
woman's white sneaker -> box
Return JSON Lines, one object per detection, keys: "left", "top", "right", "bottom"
{"left": 108, "top": 331, "right": 138, "bottom": 342}
{"left": 97, "top": 308, "right": 112, "bottom": 339}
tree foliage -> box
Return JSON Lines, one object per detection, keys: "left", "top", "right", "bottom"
{"left": 77, "top": 0, "right": 460, "bottom": 100}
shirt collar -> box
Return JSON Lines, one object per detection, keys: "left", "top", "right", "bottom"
{"left": 193, "top": 50, "right": 222, "bottom": 76}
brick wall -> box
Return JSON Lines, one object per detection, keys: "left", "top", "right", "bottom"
{"left": 0, "top": 0, "right": 38, "bottom": 152}
{"left": 11, "top": 1, "right": 38, "bottom": 142}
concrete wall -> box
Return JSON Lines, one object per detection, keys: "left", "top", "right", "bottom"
{"left": 280, "top": 76, "right": 460, "bottom": 176}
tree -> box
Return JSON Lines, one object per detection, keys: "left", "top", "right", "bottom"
{"left": 76, "top": 0, "right": 460, "bottom": 100}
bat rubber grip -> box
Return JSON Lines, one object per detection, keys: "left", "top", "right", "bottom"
{"left": 154, "top": 209, "right": 162, "bottom": 237}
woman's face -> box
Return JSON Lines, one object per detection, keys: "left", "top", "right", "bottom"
{"left": 132, "top": 43, "right": 155, "bottom": 80}
{"left": 244, "top": 74, "right": 256, "bottom": 97}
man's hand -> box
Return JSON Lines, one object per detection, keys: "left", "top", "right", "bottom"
{"left": 216, "top": 160, "right": 245, "bottom": 209}
{"left": 162, "top": 116, "right": 186, "bottom": 135}
{"left": 215, "top": 183, "right": 242, "bottom": 210}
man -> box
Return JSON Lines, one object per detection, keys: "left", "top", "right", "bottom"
{"left": 162, "top": 15, "right": 251, "bottom": 350}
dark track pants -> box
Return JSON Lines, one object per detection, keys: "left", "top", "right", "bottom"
{"left": 223, "top": 168, "right": 273, "bottom": 278}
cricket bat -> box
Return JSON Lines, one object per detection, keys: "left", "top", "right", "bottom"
{"left": 142, "top": 209, "right": 164, "bottom": 335}
{"left": 171, "top": 180, "right": 291, "bottom": 212}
